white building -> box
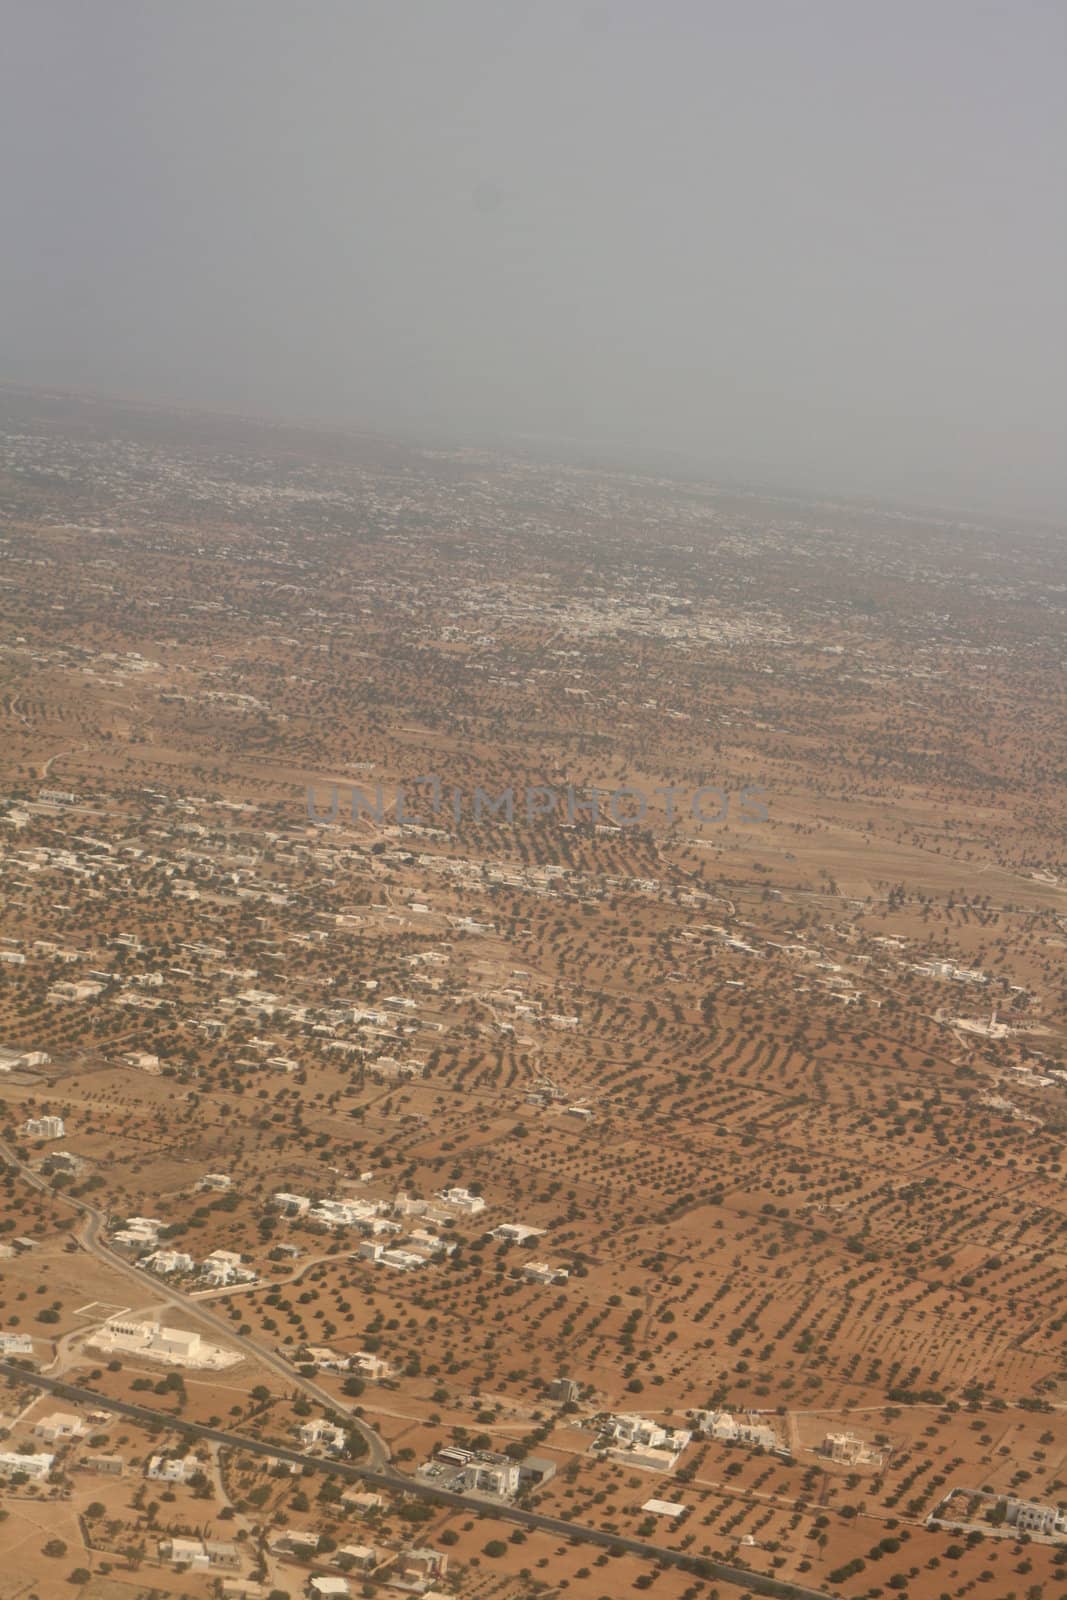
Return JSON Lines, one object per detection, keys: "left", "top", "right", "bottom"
{"left": 155, "top": 1327, "right": 202, "bottom": 1360}
{"left": 22, "top": 1115, "right": 65, "bottom": 1140}
{"left": 201, "top": 1249, "right": 255, "bottom": 1286}
{"left": 143, "top": 1250, "right": 195, "bottom": 1276}
{"left": 523, "top": 1260, "right": 569, "bottom": 1284}
{"left": 1005, "top": 1498, "right": 1062, "bottom": 1535}
{"left": 342, "top": 1492, "right": 384, "bottom": 1515}
{"left": 309, "top": 1579, "right": 349, "bottom": 1600}
{"left": 300, "top": 1345, "right": 348, "bottom": 1373}
{"left": 0, "top": 1047, "right": 50, "bottom": 1070}
{"left": 298, "top": 1420, "right": 347, "bottom": 1453}
{"left": 606, "top": 1414, "right": 672, "bottom": 1449}
{"left": 694, "top": 1410, "right": 778, "bottom": 1450}
{"left": 438, "top": 1187, "right": 485, "bottom": 1215}
{"left": 380, "top": 1247, "right": 426, "bottom": 1271}
{"left": 125, "top": 1051, "right": 161, "bottom": 1072}
{"left": 110, "top": 1216, "right": 165, "bottom": 1248}
{"left": 491, "top": 1222, "right": 543, "bottom": 1243}
{"left": 461, "top": 1460, "right": 521, "bottom": 1497}
{"left": 407, "top": 1228, "right": 453, "bottom": 1257}
{"left": 147, "top": 1454, "right": 199, "bottom": 1483}
{"left": 309, "top": 1198, "right": 380, "bottom": 1229}
{"left": 822, "top": 1430, "right": 867, "bottom": 1465}
{"left": 695, "top": 1409, "right": 740, "bottom": 1441}
{"left": 48, "top": 980, "right": 105, "bottom": 1003}
{"left": 33, "top": 1412, "right": 84, "bottom": 1444}
{"left": 601, "top": 1414, "right": 692, "bottom": 1469}
{"left": 336, "top": 1546, "right": 376, "bottom": 1573}
{"left": 159, "top": 1536, "right": 206, "bottom": 1568}
{"left": 94, "top": 1320, "right": 214, "bottom": 1366}
{"left": 349, "top": 1351, "right": 391, "bottom": 1380}
{"left": 398, "top": 1548, "right": 448, "bottom": 1581}
{"left": 158, "top": 1537, "right": 238, "bottom": 1570}
{"left": 0, "top": 1451, "right": 54, "bottom": 1479}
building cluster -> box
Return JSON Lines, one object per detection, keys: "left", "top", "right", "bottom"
{"left": 913, "top": 957, "right": 988, "bottom": 984}
{"left": 142, "top": 1245, "right": 257, "bottom": 1286}
{"left": 933, "top": 1487, "right": 1067, "bottom": 1542}
{"left": 296, "top": 1345, "right": 392, "bottom": 1380}
{"left": 594, "top": 1413, "right": 693, "bottom": 1471}
{"left": 271, "top": 1184, "right": 511, "bottom": 1271}
{"left": 159, "top": 1537, "right": 241, "bottom": 1571}
{"left": 303, "top": 1543, "right": 448, "bottom": 1596}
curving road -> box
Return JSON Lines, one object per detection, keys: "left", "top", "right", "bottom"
{"left": 0, "top": 1133, "right": 390, "bottom": 1469}
{"left": 1, "top": 1138, "right": 842, "bottom": 1600}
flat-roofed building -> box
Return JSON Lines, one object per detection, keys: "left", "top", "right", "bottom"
{"left": 0, "top": 1451, "right": 54, "bottom": 1479}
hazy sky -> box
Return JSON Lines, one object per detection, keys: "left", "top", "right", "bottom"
{"left": 2, "top": 1, "right": 1065, "bottom": 516}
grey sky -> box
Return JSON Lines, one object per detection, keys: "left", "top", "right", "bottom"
{"left": 2, "top": 1, "right": 1064, "bottom": 516}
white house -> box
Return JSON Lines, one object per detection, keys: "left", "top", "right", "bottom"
{"left": 22, "top": 1115, "right": 65, "bottom": 1140}
{"left": 601, "top": 1414, "right": 692, "bottom": 1468}
{"left": 33, "top": 1412, "right": 83, "bottom": 1444}
{"left": 0, "top": 1451, "right": 54, "bottom": 1479}
{"left": 309, "top": 1579, "right": 349, "bottom": 1600}
{"left": 335, "top": 1545, "right": 376, "bottom": 1573}
{"left": 143, "top": 1250, "right": 194, "bottom": 1276}
{"left": 378, "top": 1247, "right": 426, "bottom": 1271}
{"left": 201, "top": 1249, "right": 255, "bottom": 1286}
{"left": 523, "top": 1260, "right": 569, "bottom": 1284}
{"left": 147, "top": 1454, "right": 198, "bottom": 1483}
{"left": 48, "top": 980, "right": 104, "bottom": 1003}
{"left": 0, "top": 1047, "right": 50, "bottom": 1071}
{"left": 1005, "top": 1498, "right": 1062, "bottom": 1535}
{"left": 111, "top": 1217, "right": 165, "bottom": 1248}
{"left": 438, "top": 1187, "right": 486, "bottom": 1215}
{"left": 491, "top": 1222, "right": 543, "bottom": 1244}
{"left": 349, "top": 1351, "right": 391, "bottom": 1380}
{"left": 298, "top": 1420, "right": 346, "bottom": 1453}
{"left": 461, "top": 1460, "right": 521, "bottom": 1497}
{"left": 159, "top": 1536, "right": 208, "bottom": 1568}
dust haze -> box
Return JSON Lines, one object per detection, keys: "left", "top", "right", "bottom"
{"left": 2, "top": 0, "right": 1064, "bottom": 517}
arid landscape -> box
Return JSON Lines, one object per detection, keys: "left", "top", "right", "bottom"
{"left": 0, "top": 386, "right": 1065, "bottom": 1600}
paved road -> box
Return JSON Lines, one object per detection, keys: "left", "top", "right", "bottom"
{"left": 1, "top": 1138, "right": 842, "bottom": 1598}
{"left": 0, "top": 1134, "right": 390, "bottom": 1469}
{"left": 0, "top": 1364, "right": 838, "bottom": 1600}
